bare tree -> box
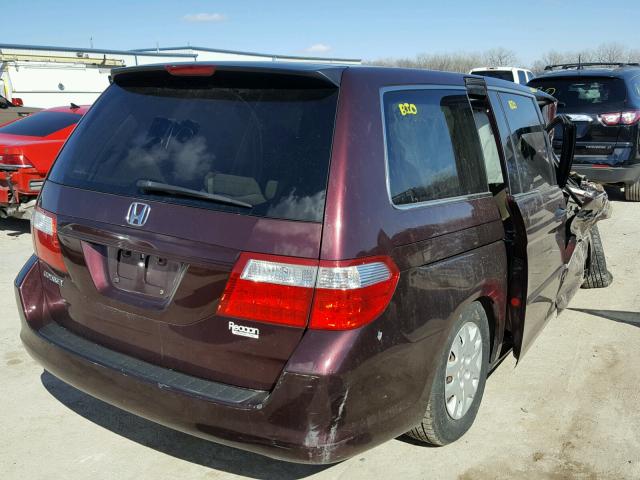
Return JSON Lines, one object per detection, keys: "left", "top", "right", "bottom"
{"left": 482, "top": 47, "right": 519, "bottom": 67}
{"left": 627, "top": 49, "right": 640, "bottom": 63}
{"left": 594, "top": 43, "right": 627, "bottom": 63}
{"left": 367, "top": 51, "right": 483, "bottom": 73}
{"left": 367, "top": 42, "right": 639, "bottom": 74}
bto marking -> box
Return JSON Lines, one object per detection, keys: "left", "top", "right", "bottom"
{"left": 398, "top": 103, "right": 418, "bottom": 116}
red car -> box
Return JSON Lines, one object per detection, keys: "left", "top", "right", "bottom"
{"left": 0, "top": 105, "right": 88, "bottom": 219}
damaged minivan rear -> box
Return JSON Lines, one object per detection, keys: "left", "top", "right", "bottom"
{"left": 29, "top": 65, "right": 341, "bottom": 392}
{"left": 16, "top": 63, "right": 610, "bottom": 464}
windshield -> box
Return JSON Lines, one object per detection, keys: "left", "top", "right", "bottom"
{"left": 0, "top": 111, "right": 80, "bottom": 136}
{"left": 529, "top": 77, "right": 627, "bottom": 113}
{"left": 472, "top": 70, "right": 514, "bottom": 82}
{"left": 48, "top": 73, "right": 339, "bottom": 222}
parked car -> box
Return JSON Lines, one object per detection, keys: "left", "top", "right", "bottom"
{"left": 528, "top": 62, "right": 640, "bottom": 201}
{"left": 0, "top": 93, "right": 40, "bottom": 125}
{"left": 15, "top": 63, "right": 609, "bottom": 464}
{"left": 470, "top": 66, "right": 535, "bottom": 84}
{"left": 0, "top": 104, "right": 88, "bottom": 219}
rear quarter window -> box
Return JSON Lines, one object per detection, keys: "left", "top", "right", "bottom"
{"left": 382, "top": 88, "right": 488, "bottom": 206}
{"left": 0, "top": 111, "right": 80, "bottom": 137}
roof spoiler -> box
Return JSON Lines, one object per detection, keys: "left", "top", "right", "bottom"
{"left": 110, "top": 62, "right": 345, "bottom": 87}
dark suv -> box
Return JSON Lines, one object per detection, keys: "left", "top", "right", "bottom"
{"left": 15, "top": 63, "right": 608, "bottom": 464}
{"left": 529, "top": 62, "right": 640, "bottom": 200}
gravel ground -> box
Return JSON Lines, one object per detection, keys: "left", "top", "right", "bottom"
{"left": 1, "top": 193, "right": 639, "bottom": 480}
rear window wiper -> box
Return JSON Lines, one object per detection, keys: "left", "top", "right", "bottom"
{"left": 136, "top": 180, "right": 253, "bottom": 209}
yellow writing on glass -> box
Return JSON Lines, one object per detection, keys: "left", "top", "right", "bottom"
{"left": 398, "top": 103, "right": 418, "bottom": 116}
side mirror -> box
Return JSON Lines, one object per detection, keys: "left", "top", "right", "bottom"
{"left": 546, "top": 115, "right": 576, "bottom": 189}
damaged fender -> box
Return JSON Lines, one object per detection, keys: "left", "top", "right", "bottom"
{"left": 556, "top": 175, "right": 612, "bottom": 309}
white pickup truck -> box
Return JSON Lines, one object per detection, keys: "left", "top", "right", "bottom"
{"left": 470, "top": 66, "right": 535, "bottom": 84}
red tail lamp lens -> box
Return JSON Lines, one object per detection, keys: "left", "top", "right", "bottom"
{"left": 309, "top": 257, "right": 400, "bottom": 330}
{"left": 217, "top": 253, "right": 400, "bottom": 330}
{"left": 598, "top": 110, "right": 640, "bottom": 126}
{"left": 621, "top": 110, "right": 640, "bottom": 125}
{"left": 32, "top": 207, "right": 67, "bottom": 273}
{"left": 165, "top": 65, "right": 216, "bottom": 76}
{"left": 0, "top": 153, "right": 32, "bottom": 169}
{"left": 218, "top": 253, "right": 317, "bottom": 327}
{"left": 598, "top": 112, "right": 621, "bottom": 126}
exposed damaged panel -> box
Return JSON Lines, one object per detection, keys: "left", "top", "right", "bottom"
{"left": 556, "top": 174, "right": 612, "bottom": 310}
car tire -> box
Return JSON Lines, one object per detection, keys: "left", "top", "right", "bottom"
{"left": 582, "top": 225, "right": 613, "bottom": 289}
{"left": 406, "top": 301, "right": 490, "bottom": 446}
{"left": 624, "top": 179, "right": 640, "bottom": 201}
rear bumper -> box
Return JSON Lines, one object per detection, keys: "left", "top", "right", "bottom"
{"left": 572, "top": 163, "right": 640, "bottom": 185}
{"left": 15, "top": 256, "right": 424, "bottom": 464}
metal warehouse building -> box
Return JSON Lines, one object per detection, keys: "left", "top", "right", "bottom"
{"left": 0, "top": 43, "right": 360, "bottom": 108}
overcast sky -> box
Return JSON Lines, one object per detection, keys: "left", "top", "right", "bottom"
{"left": 3, "top": 0, "right": 639, "bottom": 63}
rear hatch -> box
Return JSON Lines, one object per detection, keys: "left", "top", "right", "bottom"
{"left": 39, "top": 65, "right": 341, "bottom": 391}
{"left": 529, "top": 76, "right": 632, "bottom": 164}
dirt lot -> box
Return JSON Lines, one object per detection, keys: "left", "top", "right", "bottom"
{"left": 1, "top": 194, "right": 639, "bottom": 480}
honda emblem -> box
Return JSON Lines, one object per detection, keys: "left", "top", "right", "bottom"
{"left": 126, "top": 202, "right": 150, "bottom": 227}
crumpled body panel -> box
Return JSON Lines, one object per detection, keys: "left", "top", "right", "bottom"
{"left": 556, "top": 175, "right": 611, "bottom": 310}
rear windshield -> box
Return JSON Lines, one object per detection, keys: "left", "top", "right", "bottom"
{"left": 0, "top": 111, "right": 80, "bottom": 137}
{"left": 529, "top": 77, "right": 627, "bottom": 112}
{"left": 472, "top": 70, "right": 514, "bottom": 82}
{"left": 49, "top": 72, "right": 338, "bottom": 222}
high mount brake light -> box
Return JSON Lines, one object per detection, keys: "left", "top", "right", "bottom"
{"left": 165, "top": 65, "right": 216, "bottom": 77}
{"left": 32, "top": 207, "right": 67, "bottom": 273}
{"left": 598, "top": 110, "right": 640, "bottom": 126}
{"left": 0, "top": 153, "right": 32, "bottom": 170}
{"left": 217, "top": 253, "right": 400, "bottom": 330}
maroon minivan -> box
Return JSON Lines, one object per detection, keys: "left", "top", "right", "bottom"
{"left": 15, "top": 63, "right": 607, "bottom": 463}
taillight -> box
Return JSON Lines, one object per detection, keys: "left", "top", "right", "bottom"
{"left": 217, "top": 253, "right": 399, "bottom": 330}
{"left": 218, "top": 253, "right": 317, "bottom": 327}
{"left": 11, "top": 97, "right": 23, "bottom": 107}
{"left": 598, "top": 112, "right": 621, "bottom": 126}
{"left": 310, "top": 257, "right": 400, "bottom": 330}
{"left": 0, "top": 153, "right": 32, "bottom": 170}
{"left": 598, "top": 110, "right": 640, "bottom": 126}
{"left": 621, "top": 110, "right": 640, "bottom": 125}
{"left": 32, "top": 207, "right": 67, "bottom": 273}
